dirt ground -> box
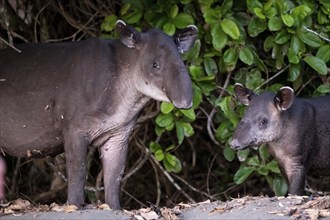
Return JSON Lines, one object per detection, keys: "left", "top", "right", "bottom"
{"left": 1, "top": 196, "right": 330, "bottom": 220}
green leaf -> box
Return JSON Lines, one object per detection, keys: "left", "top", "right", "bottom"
{"left": 254, "top": 8, "right": 265, "bottom": 19}
{"left": 275, "top": 30, "right": 290, "bottom": 44}
{"left": 165, "top": 153, "right": 176, "bottom": 167}
{"left": 161, "top": 102, "right": 174, "bottom": 114}
{"left": 273, "top": 176, "right": 288, "bottom": 196}
{"left": 237, "top": 148, "right": 250, "bottom": 162}
{"left": 181, "top": 122, "right": 194, "bottom": 137}
{"left": 239, "top": 47, "right": 254, "bottom": 65}
{"left": 220, "top": 18, "right": 240, "bottom": 40}
{"left": 149, "top": 141, "right": 162, "bottom": 153}
{"left": 288, "top": 47, "right": 299, "bottom": 64}
{"left": 155, "top": 149, "right": 164, "bottom": 161}
{"left": 248, "top": 17, "right": 267, "bottom": 37}
{"left": 172, "top": 13, "right": 194, "bottom": 28}
{"left": 263, "top": 36, "right": 275, "bottom": 52}
{"left": 123, "top": 9, "right": 142, "bottom": 24}
{"left": 303, "top": 55, "right": 327, "bottom": 75}
{"left": 169, "top": 4, "right": 179, "bottom": 18}
{"left": 211, "top": 23, "right": 228, "bottom": 51}
{"left": 192, "top": 84, "right": 203, "bottom": 108}
{"left": 204, "top": 57, "right": 218, "bottom": 76}
{"left": 246, "top": 0, "right": 263, "bottom": 13}
{"left": 290, "top": 35, "right": 301, "bottom": 53}
{"left": 164, "top": 153, "right": 182, "bottom": 173}
{"left": 165, "top": 144, "right": 175, "bottom": 152}
{"left": 316, "top": 44, "right": 330, "bottom": 63}
{"left": 101, "top": 15, "right": 118, "bottom": 32}
{"left": 155, "top": 125, "right": 165, "bottom": 136}
{"left": 289, "top": 63, "right": 301, "bottom": 82}
{"left": 155, "top": 113, "right": 174, "bottom": 127}
{"left": 163, "top": 22, "right": 176, "bottom": 36}
{"left": 268, "top": 16, "right": 282, "bottom": 31}
{"left": 298, "top": 31, "right": 324, "bottom": 48}
{"left": 180, "top": 108, "right": 196, "bottom": 120}
{"left": 259, "top": 144, "right": 270, "bottom": 161}
{"left": 223, "top": 47, "right": 238, "bottom": 65}
{"left": 175, "top": 121, "right": 184, "bottom": 144}
{"left": 224, "top": 145, "right": 236, "bottom": 162}
{"left": 234, "top": 166, "right": 255, "bottom": 184}
{"left": 281, "top": 14, "right": 294, "bottom": 27}
{"left": 317, "top": 84, "right": 330, "bottom": 94}
{"left": 265, "top": 160, "right": 281, "bottom": 173}
{"left": 246, "top": 155, "right": 259, "bottom": 166}
{"left": 291, "top": 5, "right": 312, "bottom": 21}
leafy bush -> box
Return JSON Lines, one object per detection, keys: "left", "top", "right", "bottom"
{"left": 101, "top": 0, "right": 329, "bottom": 196}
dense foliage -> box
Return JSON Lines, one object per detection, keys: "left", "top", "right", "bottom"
{"left": 0, "top": 0, "right": 329, "bottom": 209}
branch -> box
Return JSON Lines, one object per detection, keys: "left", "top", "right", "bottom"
{"left": 304, "top": 26, "right": 330, "bottom": 43}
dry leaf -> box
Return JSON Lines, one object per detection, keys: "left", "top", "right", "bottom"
{"left": 98, "top": 203, "right": 110, "bottom": 210}
{"left": 160, "top": 207, "right": 179, "bottom": 220}
{"left": 64, "top": 204, "right": 78, "bottom": 213}
{"left": 7, "top": 199, "right": 31, "bottom": 211}
{"left": 140, "top": 210, "right": 159, "bottom": 220}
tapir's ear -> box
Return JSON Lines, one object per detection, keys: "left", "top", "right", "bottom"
{"left": 274, "top": 86, "right": 294, "bottom": 111}
{"left": 234, "top": 83, "right": 255, "bottom": 106}
{"left": 174, "top": 25, "right": 198, "bottom": 54}
{"left": 116, "top": 20, "right": 140, "bottom": 48}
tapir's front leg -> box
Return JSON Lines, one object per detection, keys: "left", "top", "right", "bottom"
{"left": 100, "top": 126, "right": 134, "bottom": 210}
{"left": 64, "top": 133, "right": 89, "bottom": 206}
{"left": 283, "top": 160, "right": 307, "bottom": 195}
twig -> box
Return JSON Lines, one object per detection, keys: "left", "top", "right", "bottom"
{"left": 34, "top": 2, "right": 51, "bottom": 42}
{"left": 0, "top": 36, "right": 21, "bottom": 53}
{"left": 144, "top": 147, "right": 196, "bottom": 204}
{"left": 304, "top": 26, "right": 330, "bottom": 43}
{"left": 172, "top": 173, "right": 217, "bottom": 201}
{"left": 9, "top": 157, "right": 21, "bottom": 196}
{"left": 206, "top": 150, "right": 220, "bottom": 196}
{"left": 206, "top": 71, "right": 232, "bottom": 147}
{"left": 296, "top": 75, "right": 317, "bottom": 95}
{"left": 122, "top": 139, "right": 149, "bottom": 182}
{"left": 121, "top": 188, "right": 148, "bottom": 208}
{"left": 149, "top": 153, "right": 161, "bottom": 206}
{"left": 255, "top": 65, "right": 289, "bottom": 90}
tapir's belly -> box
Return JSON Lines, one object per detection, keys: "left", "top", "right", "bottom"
{"left": 0, "top": 93, "right": 63, "bottom": 157}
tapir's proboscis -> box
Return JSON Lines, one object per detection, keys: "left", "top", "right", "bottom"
{"left": 230, "top": 83, "right": 330, "bottom": 195}
{"left": 0, "top": 20, "right": 198, "bottom": 209}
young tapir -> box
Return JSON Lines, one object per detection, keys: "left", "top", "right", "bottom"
{"left": 0, "top": 20, "right": 198, "bottom": 209}
{"left": 230, "top": 83, "right": 330, "bottom": 195}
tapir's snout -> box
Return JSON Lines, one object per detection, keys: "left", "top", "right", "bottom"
{"left": 173, "top": 99, "right": 193, "bottom": 109}
{"left": 229, "top": 138, "right": 249, "bottom": 150}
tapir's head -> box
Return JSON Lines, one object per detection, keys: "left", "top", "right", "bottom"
{"left": 230, "top": 83, "right": 295, "bottom": 150}
{"left": 115, "top": 20, "right": 197, "bottom": 109}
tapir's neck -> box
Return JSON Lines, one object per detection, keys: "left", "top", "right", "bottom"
{"left": 88, "top": 42, "right": 150, "bottom": 141}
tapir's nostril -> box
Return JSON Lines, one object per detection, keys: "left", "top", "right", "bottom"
{"left": 229, "top": 139, "right": 241, "bottom": 149}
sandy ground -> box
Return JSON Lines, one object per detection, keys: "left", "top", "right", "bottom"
{"left": 1, "top": 196, "right": 330, "bottom": 219}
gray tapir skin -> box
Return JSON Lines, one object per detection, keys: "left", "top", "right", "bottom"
{"left": 0, "top": 20, "right": 198, "bottom": 209}
{"left": 230, "top": 83, "right": 330, "bottom": 195}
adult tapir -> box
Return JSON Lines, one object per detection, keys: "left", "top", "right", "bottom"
{"left": 0, "top": 20, "right": 198, "bottom": 209}
{"left": 230, "top": 83, "right": 330, "bottom": 195}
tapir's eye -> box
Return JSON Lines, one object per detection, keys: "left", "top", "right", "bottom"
{"left": 259, "top": 118, "right": 268, "bottom": 129}
{"left": 152, "top": 62, "right": 160, "bottom": 69}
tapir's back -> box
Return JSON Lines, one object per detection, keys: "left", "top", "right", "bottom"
{"left": 0, "top": 43, "right": 76, "bottom": 156}
{"left": 0, "top": 39, "right": 115, "bottom": 157}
